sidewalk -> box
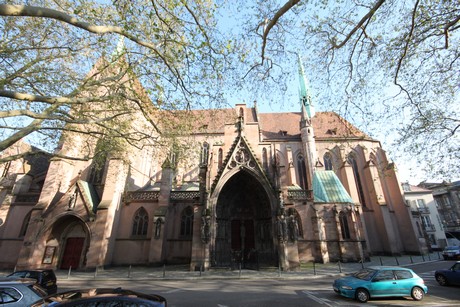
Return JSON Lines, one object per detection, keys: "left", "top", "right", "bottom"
{"left": 50, "top": 252, "right": 443, "bottom": 281}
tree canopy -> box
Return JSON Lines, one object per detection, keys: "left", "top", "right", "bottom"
{"left": 1, "top": 0, "right": 459, "bottom": 181}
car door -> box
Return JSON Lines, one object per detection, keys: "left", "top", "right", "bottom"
{"left": 393, "top": 269, "right": 415, "bottom": 295}
{"left": 447, "top": 263, "right": 460, "bottom": 285}
{"left": 370, "top": 270, "right": 398, "bottom": 297}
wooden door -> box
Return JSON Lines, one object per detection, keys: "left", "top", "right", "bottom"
{"left": 60, "top": 237, "right": 84, "bottom": 269}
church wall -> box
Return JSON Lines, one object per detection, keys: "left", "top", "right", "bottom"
{"left": 112, "top": 239, "right": 150, "bottom": 265}
{"left": 161, "top": 202, "right": 194, "bottom": 264}
{"left": 0, "top": 203, "right": 31, "bottom": 268}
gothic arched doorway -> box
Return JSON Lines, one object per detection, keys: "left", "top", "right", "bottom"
{"left": 51, "top": 215, "right": 89, "bottom": 270}
{"left": 213, "top": 171, "right": 277, "bottom": 269}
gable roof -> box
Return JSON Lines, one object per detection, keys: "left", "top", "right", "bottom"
{"left": 157, "top": 108, "right": 372, "bottom": 141}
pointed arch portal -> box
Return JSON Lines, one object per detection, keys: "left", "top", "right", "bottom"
{"left": 213, "top": 171, "right": 277, "bottom": 269}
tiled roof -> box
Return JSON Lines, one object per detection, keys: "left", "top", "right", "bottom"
{"left": 259, "top": 111, "right": 371, "bottom": 140}
{"left": 157, "top": 107, "right": 372, "bottom": 140}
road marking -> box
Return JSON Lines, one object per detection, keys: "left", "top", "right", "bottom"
{"left": 164, "top": 288, "right": 182, "bottom": 294}
{"left": 302, "top": 290, "right": 334, "bottom": 306}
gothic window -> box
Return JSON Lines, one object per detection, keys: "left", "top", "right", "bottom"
{"left": 19, "top": 211, "right": 32, "bottom": 237}
{"left": 201, "top": 142, "right": 209, "bottom": 165}
{"left": 297, "top": 154, "right": 308, "bottom": 190}
{"left": 323, "top": 153, "right": 333, "bottom": 170}
{"left": 348, "top": 154, "right": 367, "bottom": 207}
{"left": 180, "top": 206, "right": 194, "bottom": 238}
{"left": 339, "top": 212, "right": 351, "bottom": 240}
{"left": 88, "top": 155, "right": 107, "bottom": 186}
{"left": 262, "top": 148, "right": 268, "bottom": 171}
{"left": 132, "top": 207, "right": 149, "bottom": 236}
{"left": 218, "top": 148, "right": 223, "bottom": 169}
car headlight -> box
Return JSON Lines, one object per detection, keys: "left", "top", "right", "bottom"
{"left": 341, "top": 285, "right": 353, "bottom": 290}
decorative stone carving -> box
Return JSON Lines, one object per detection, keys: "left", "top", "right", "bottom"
{"left": 201, "top": 214, "right": 211, "bottom": 244}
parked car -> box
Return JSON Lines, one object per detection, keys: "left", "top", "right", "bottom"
{"left": 442, "top": 246, "right": 460, "bottom": 260}
{"left": 435, "top": 261, "right": 460, "bottom": 286}
{"left": 0, "top": 277, "right": 47, "bottom": 306}
{"left": 31, "top": 288, "right": 167, "bottom": 306}
{"left": 333, "top": 266, "right": 427, "bottom": 303}
{"left": 7, "top": 269, "right": 57, "bottom": 294}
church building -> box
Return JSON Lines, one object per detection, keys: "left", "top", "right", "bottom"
{"left": 0, "top": 56, "right": 427, "bottom": 271}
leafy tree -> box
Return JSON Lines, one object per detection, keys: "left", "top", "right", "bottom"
{"left": 231, "top": 0, "right": 459, "bottom": 180}
{"left": 0, "top": 0, "right": 235, "bottom": 162}
{"left": 1, "top": 0, "right": 459, "bottom": 180}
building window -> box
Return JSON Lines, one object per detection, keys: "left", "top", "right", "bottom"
{"left": 19, "top": 211, "right": 32, "bottom": 237}
{"left": 180, "top": 206, "right": 194, "bottom": 238}
{"left": 201, "top": 142, "right": 209, "bottom": 165}
{"left": 218, "top": 148, "right": 223, "bottom": 169}
{"left": 132, "top": 207, "right": 149, "bottom": 236}
{"left": 416, "top": 199, "right": 426, "bottom": 208}
{"left": 339, "top": 212, "right": 351, "bottom": 239}
{"left": 296, "top": 154, "right": 308, "bottom": 190}
{"left": 323, "top": 153, "right": 333, "bottom": 170}
{"left": 348, "top": 154, "right": 366, "bottom": 207}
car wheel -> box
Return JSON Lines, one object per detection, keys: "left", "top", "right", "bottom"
{"left": 436, "top": 274, "right": 448, "bottom": 286}
{"left": 411, "top": 286, "right": 424, "bottom": 301}
{"left": 355, "top": 288, "right": 369, "bottom": 303}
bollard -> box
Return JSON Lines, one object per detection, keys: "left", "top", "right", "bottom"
{"left": 410, "top": 255, "right": 413, "bottom": 264}
{"left": 200, "top": 264, "right": 203, "bottom": 277}
{"left": 395, "top": 256, "right": 399, "bottom": 266}
{"left": 422, "top": 254, "right": 425, "bottom": 262}
{"left": 360, "top": 259, "right": 364, "bottom": 269}
{"left": 338, "top": 261, "right": 342, "bottom": 273}
{"left": 313, "top": 262, "right": 316, "bottom": 276}
{"left": 428, "top": 253, "right": 431, "bottom": 261}
{"left": 128, "top": 265, "right": 131, "bottom": 278}
{"left": 163, "top": 264, "right": 166, "bottom": 278}
{"left": 379, "top": 257, "right": 383, "bottom": 266}
{"left": 239, "top": 263, "right": 242, "bottom": 278}
{"left": 94, "top": 266, "right": 98, "bottom": 279}
{"left": 437, "top": 252, "right": 441, "bottom": 260}
{"left": 67, "top": 266, "right": 72, "bottom": 279}
{"left": 278, "top": 263, "right": 281, "bottom": 277}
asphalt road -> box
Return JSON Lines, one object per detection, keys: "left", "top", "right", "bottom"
{"left": 57, "top": 260, "right": 460, "bottom": 307}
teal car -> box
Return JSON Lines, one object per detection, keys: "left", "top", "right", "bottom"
{"left": 333, "top": 266, "right": 427, "bottom": 303}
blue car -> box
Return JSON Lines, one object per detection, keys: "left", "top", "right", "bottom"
{"left": 435, "top": 261, "right": 460, "bottom": 286}
{"left": 333, "top": 266, "right": 427, "bottom": 303}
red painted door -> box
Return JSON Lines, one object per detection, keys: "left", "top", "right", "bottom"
{"left": 60, "top": 238, "right": 84, "bottom": 269}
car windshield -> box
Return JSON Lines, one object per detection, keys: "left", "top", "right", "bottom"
{"left": 446, "top": 246, "right": 460, "bottom": 251}
{"left": 352, "top": 268, "right": 376, "bottom": 280}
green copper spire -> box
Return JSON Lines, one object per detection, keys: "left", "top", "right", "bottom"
{"left": 298, "top": 54, "right": 315, "bottom": 119}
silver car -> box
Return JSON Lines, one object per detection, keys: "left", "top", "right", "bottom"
{"left": 0, "top": 277, "right": 47, "bottom": 306}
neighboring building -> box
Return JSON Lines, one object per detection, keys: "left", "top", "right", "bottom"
{"left": 402, "top": 183, "right": 448, "bottom": 251}
{"left": 0, "top": 55, "right": 427, "bottom": 271}
{"left": 419, "top": 181, "right": 460, "bottom": 245}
